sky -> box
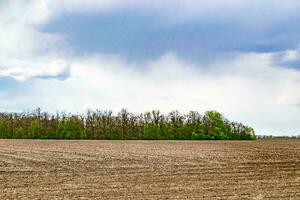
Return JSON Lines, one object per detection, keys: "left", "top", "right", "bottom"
{"left": 1, "top": 0, "right": 300, "bottom": 135}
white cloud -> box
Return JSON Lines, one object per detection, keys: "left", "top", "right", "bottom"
{"left": 0, "top": 58, "right": 69, "bottom": 80}
{"left": 2, "top": 52, "right": 299, "bottom": 135}
{"left": 0, "top": 0, "right": 68, "bottom": 79}
{"left": 0, "top": 0, "right": 51, "bottom": 25}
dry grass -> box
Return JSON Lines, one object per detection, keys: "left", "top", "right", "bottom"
{"left": 0, "top": 140, "right": 299, "bottom": 199}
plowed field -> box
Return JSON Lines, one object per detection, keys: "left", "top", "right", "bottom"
{"left": 0, "top": 140, "right": 299, "bottom": 199}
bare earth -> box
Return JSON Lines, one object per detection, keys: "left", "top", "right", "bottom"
{"left": 0, "top": 140, "right": 299, "bottom": 199}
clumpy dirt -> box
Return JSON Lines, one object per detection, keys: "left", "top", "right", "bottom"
{"left": 0, "top": 140, "right": 299, "bottom": 199}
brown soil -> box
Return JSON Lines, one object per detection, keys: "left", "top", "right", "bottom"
{"left": 0, "top": 140, "right": 299, "bottom": 199}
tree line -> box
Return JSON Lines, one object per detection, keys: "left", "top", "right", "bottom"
{"left": 0, "top": 108, "right": 256, "bottom": 140}
{"left": 257, "top": 135, "right": 300, "bottom": 139}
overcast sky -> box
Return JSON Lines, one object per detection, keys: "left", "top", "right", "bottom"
{"left": 1, "top": 0, "right": 300, "bottom": 135}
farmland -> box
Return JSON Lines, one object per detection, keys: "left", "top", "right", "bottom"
{"left": 0, "top": 140, "right": 299, "bottom": 199}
